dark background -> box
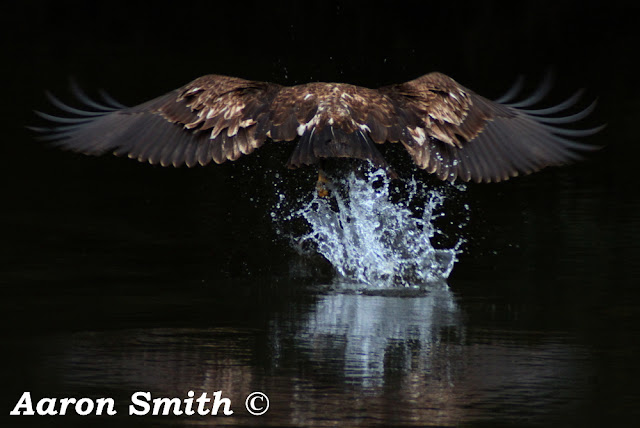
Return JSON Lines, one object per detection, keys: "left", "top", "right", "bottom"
{"left": 4, "top": 0, "right": 637, "bottom": 276}
{"left": 2, "top": 1, "right": 640, "bottom": 426}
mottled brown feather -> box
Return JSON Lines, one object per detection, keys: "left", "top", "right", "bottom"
{"left": 33, "top": 71, "right": 602, "bottom": 183}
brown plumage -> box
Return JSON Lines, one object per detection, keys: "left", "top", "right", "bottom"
{"left": 31, "top": 72, "right": 603, "bottom": 183}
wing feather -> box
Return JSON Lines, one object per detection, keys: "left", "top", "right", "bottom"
{"left": 32, "top": 75, "right": 282, "bottom": 167}
{"left": 380, "top": 72, "right": 602, "bottom": 182}
{"left": 32, "top": 71, "right": 601, "bottom": 182}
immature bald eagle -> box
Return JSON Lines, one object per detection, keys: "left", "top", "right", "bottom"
{"left": 32, "top": 72, "right": 601, "bottom": 183}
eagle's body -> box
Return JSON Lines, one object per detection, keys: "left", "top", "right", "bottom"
{"left": 33, "top": 72, "right": 601, "bottom": 183}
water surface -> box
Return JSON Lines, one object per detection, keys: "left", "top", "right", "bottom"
{"left": 4, "top": 159, "right": 639, "bottom": 426}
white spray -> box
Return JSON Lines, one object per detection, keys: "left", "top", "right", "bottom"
{"left": 274, "top": 168, "right": 465, "bottom": 289}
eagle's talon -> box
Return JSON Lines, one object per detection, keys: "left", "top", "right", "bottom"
{"left": 316, "top": 169, "right": 331, "bottom": 198}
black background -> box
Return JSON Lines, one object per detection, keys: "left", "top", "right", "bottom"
{"left": 2, "top": 1, "right": 640, "bottom": 426}
{"left": 4, "top": 0, "right": 638, "bottom": 275}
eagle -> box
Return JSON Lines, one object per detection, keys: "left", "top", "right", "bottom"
{"left": 31, "top": 72, "right": 602, "bottom": 189}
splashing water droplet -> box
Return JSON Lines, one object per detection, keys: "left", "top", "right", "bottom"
{"left": 277, "top": 168, "right": 464, "bottom": 289}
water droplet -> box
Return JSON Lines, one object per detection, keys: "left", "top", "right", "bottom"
{"left": 290, "top": 169, "right": 463, "bottom": 288}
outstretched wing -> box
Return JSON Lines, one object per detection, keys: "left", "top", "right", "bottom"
{"left": 379, "top": 72, "right": 603, "bottom": 182}
{"left": 32, "top": 72, "right": 601, "bottom": 182}
{"left": 31, "top": 76, "right": 403, "bottom": 171}
{"left": 31, "top": 75, "right": 285, "bottom": 167}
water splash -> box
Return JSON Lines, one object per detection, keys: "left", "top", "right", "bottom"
{"left": 279, "top": 168, "right": 465, "bottom": 289}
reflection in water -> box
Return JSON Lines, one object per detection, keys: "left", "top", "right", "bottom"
{"left": 269, "top": 287, "right": 590, "bottom": 425}
{"left": 271, "top": 285, "right": 461, "bottom": 389}
{"left": 55, "top": 327, "right": 261, "bottom": 425}
{"left": 51, "top": 286, "right": 591, "bottom": 426}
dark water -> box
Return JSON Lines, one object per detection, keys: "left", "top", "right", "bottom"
{"left": 4, "top": 141, "right": 640, "bottom": 426}
{"left": 3, "top": 1, "right": 640, "bottom": 426}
